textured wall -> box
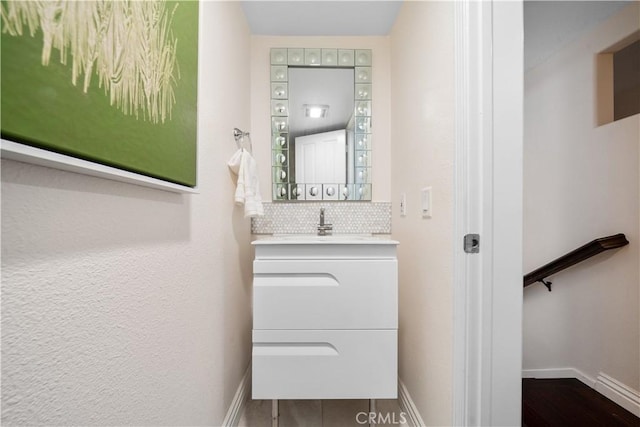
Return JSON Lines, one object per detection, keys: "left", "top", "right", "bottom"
{"left": 523, "top": 3, "right": 639, "bottom": 390}
{"left": 1, "top": 2, "right": 253, "bottom": 425}
{"left": 390, "top": 2, "right": 455, "bottom": 425}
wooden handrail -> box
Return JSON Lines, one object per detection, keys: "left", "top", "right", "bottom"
{"left": 524, "top": 233, "right": 629, "bottom": 291}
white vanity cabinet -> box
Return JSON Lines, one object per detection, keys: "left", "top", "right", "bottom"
{"left": 251, "top": 237, "right": 398, "bottom": 400}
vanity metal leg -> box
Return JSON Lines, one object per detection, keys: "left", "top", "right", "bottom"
{"left": 369, "top": 399, "right": 376, "bottom": 427}
{"left": 271, "top": 399, "right": 279, "bottom": 427}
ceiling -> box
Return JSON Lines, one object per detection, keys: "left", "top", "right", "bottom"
{"left": 240, "top": 1, "right": 403, "bottom": 36}
{"left": 241, "top": 1, "right": 632, "bottom": 55}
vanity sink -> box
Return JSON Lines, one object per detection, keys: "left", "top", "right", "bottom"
{"left": 251, "top": 231, "right": 398, "bottom": 400}
{"left": 263, "top": 234, "right": 388, "bottom": 244}
{"left": 252, "top": 235, "right": 398, "bottom": 264}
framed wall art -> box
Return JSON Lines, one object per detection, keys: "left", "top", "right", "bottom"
{"left": 1, "top": 0, "right": 199, "bottom": 188}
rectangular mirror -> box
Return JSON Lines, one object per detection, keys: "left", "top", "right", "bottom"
{"left": 270, "top": 48, "right": 372, "bottom": 201}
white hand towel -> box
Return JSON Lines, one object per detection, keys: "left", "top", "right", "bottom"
{"left": 227, "top": 148, "right": 264, "bottom": 217}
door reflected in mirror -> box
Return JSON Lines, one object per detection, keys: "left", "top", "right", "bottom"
{"left": 270, "top": 48, "right": 372, "bottom": 201}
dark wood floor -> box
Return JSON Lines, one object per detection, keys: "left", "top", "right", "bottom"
{"left": 523, "top": 378, "right": 640, "bottom": 427}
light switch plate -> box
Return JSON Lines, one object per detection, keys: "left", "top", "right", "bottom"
{"left": 400, "top": 193, "right": 407, "bottom": 217}
{"left": 421, "top": 187, "right": 432, "bottom": 218}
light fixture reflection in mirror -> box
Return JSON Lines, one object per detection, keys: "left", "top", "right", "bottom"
{"left": 270, "top": 48, "right": 372, "bottom": 201}
{"left": 304, "top": 104, "right": 329, "bottom": 119}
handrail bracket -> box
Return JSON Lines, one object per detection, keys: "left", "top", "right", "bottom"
{"left": 538, "top": 278, "right": 552, "bottom": 292}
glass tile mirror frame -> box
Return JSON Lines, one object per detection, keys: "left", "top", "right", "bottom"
{"left": 270, "top": 48, "right": 373, "bottom": 201}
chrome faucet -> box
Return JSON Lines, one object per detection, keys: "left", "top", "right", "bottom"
{"left": 317, "top": 208, "right": 333, "bottom": 236}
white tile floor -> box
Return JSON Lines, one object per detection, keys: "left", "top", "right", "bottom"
{"left": 239, "top": 399, "right": 409, "bottom": 427}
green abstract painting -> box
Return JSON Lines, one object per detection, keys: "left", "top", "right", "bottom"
{"left": 1, "top": 0, "right": 199, "bottom": 187}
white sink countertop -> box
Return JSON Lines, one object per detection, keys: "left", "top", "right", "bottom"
{"left": 252, "top": 234, "right": 398, "bottom": 245}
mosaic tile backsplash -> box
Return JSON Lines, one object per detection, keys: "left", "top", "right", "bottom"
{"left": 251, "top": 202, "right": 391, "bottom": 235}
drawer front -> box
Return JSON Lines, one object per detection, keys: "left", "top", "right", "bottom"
{"left": 253, "top": 259, "right": 397, "bottom": 330}
{"left": 252, "top": 329, "right": 397, "bottom": 400}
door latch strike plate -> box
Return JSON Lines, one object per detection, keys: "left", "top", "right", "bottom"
{"left": 464, "top": 234, "right": 480, "bottom": 253}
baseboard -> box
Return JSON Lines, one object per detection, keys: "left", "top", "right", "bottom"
{"left": 595, "top": 373, "right": 640, "bottom": 417}
{"left": 398, "top": 378, "right": 426, "bottom": 427}
{"left": 221, "top": 362, "right": 252, "bottom": 427}
{"left": 522, "top": 367, "right": 596, "bottom": 387}
{"left": 522, "top": 368, "right": 640, "bottom": 417}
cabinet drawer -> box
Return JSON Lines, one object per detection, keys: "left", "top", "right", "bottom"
{"left": 253, "top": 259, "right": 397, "bottom": 330}
{"left": 252, "top": 329, "right": 397, "bottom": 399}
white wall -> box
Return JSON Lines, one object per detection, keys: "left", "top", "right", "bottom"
{"left": 0, "top": 2, "right": 253, "bottom": 425}
{"left": 524, "top": 2, "right": 639, "bottom": 390}
{"left": 250, "top": 36, "right": 391, "bottom": 202}
{"left": 390, "top": 2, "right": 455, "bottom": 425}
{"left": 524, "top": 1, "right": 631, "bottom": 71}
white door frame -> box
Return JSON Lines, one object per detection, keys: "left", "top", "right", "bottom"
{"left": 453, "top": 1, "right": 523, "bottom": 425}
